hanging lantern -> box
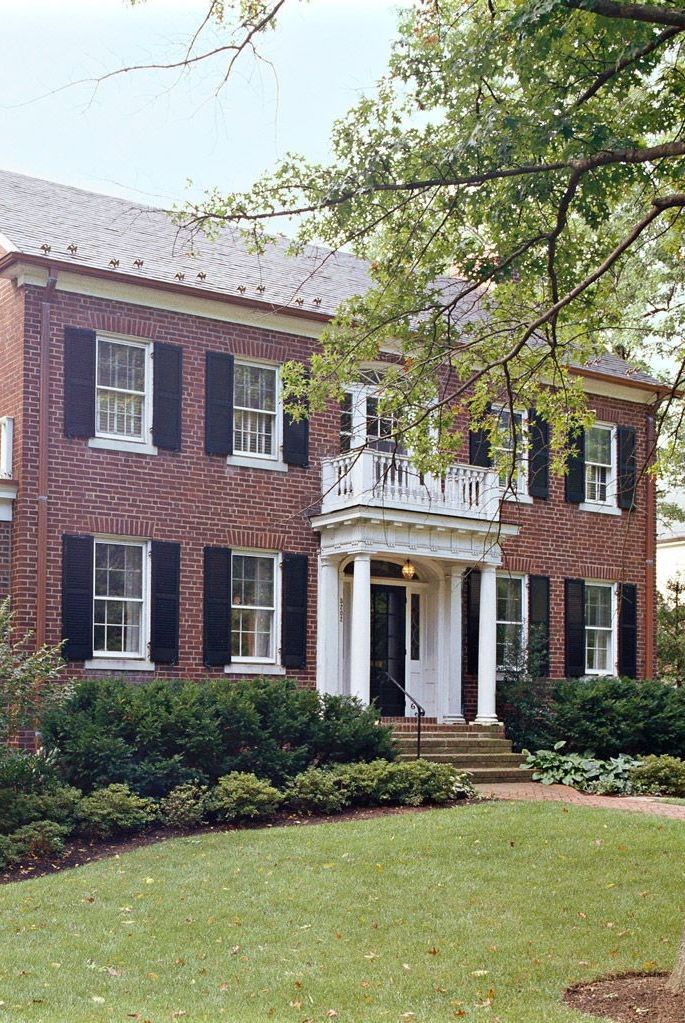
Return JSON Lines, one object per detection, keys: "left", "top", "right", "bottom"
{"left": 401, "top": 559, "right": 416, "bottom": 581}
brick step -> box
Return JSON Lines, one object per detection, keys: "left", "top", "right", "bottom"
{"left": 398, "top": 752, "right": 527, "bottom": 768}
{"left": 466, "top": 766, "right": 533, "bottom": 784}
{"left": 393, "top": 738, "right": 513, "bottom": 753}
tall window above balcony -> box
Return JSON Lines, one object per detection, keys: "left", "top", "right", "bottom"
{"left": 493, "top": 409, "right": 527, "bottom": 494}
{"left": 233, "top": 363, "right": 278, "bottom": 459}
{"left": 96, "top": 338, "right": 151, "bottom": 442}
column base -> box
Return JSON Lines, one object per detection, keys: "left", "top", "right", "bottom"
{"left": 474, "top": 715, "right": 501, "bottom": 726}
{"left": 442, "top": 714, "right": 466, "bottom": 725}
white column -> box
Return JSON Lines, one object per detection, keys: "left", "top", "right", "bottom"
{"left": 444, "top": 566, "right": 466, "bottom": 723}
{"left": 350, "top": 553, "right": 371, "bottom": 705}
{"left": 476, "top": 563, "right": 499, "bottom": 724}
{"left": 316, "top": 555, "right": 340, "bottom": 695}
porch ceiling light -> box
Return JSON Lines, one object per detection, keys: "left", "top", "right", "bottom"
{"left": 401, "top": 559, "right": 416, "bottom": 581}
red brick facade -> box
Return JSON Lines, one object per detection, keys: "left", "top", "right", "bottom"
{"left": 0, "top": 273, "right": 658, "bottom": 706}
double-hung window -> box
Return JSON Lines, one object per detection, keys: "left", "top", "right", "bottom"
{"left": 233, "top": 363, "right": 278, "bottom": 459}
{"left": 494, "top": 409, "right": 527, "bottom": 494}
{"left": 231, "top": 552, "right": 278, "bottom": 661}
{"left": 585, "top": 425, "right": 614, "bottom": 505}
{"left": 496, "top": 576, "right": 525, "bottom": 669}
{"left": 585, "top": 583, "right": 614, "bottom": 674}
{"left": 96, "top": 337, "right": 151, "bottom": 443}
{"left": 93, "top": 539, "right": 148, "bottom": 658}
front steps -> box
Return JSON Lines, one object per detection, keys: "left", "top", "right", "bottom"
{"left": 385, "top": 720, "right": 533, "bottom": 784}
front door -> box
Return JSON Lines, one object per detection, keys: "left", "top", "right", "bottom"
{"left": 370, "top": 585, "right": 407, "bottom": 715}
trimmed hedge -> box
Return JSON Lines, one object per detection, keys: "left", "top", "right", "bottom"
{"left": 498, "top": 676, "right": 685, "bottom": 758}
{"left": 40, "top": 677, "right": 395, "bottom": 796}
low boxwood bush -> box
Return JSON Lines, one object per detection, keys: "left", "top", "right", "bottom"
{"left": 209, "top": 772, "right": 282, "bottom": 822}
{"left": 9, "top": 821, "right": 68, "bottom": 860}
{"left": 160, "top": 783, "right": 209, "bottom": 828}
{"left": 631, "top": 755, "right": 685, "bottom": 797}
{"left": 284, "top": 768, "right": 347, "bottom": 815}
{"left": 375, "top": 760, "right": 475, "bottom": 806}
{"left": 78, "top": 784, "right": 158, "bottom": 839}
{"left": 499, "top": 676, "right": 685, "bottom": 758}
{"left": 523, "top": 742, "right": 638, "bottom": 793}
{"left": 40, "top": 677, "right": 395, "bottom": 795}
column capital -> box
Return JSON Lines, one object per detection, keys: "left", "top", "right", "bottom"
{"left": 354, "top": 552, "right": 372, "bottom": 563}
{"left": 480, "top": 562, "right": 497, "bottom": 575}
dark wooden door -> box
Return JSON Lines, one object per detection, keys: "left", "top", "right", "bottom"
{"left": 369, "top": 585, "right": 406, "bottom": 716}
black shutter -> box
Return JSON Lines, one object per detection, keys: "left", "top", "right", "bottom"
{"left": 618, "top": 582, "right": 637, "bottom": 678}
{"left": 150, "top": 541, "right": 181, "bottom": 664}
{"left": 528, "top": 409, "right": 549, "bottom": 499}
{"left": 281, "top": 553, "right": 308, "bottom": 668}
{"left": 565, "top": 428, "right": 585, "bottom": 504}
{"left": 283, "top": 413, "right": 309, "bottom": 467}
{"left": 617, "top": 426, "right": 637, "bottom": 510}
{"left": 64, "top": 327, "right": 96, "bottom": 438}
{"left": 469, "top": 428, "right": 492, "bottom": 468}
{"left": 152, "top": 342, "right": 182, "bottom": 451}
{"left": 528, "top": 575, "right": 550, "bottom": 677}
{"left": 564, "top": 578, "right": 585, "bottom": 678}
{"left": 61, "top": 534, "right": 94, "bottom": 661}
{"left": 466, "top": 568, "right": 481, "bottom": 674}
{"left": 203, "top": 546, "right": 232, "bottom": 667}
{"left": 205, "top": 351, "right": 234, "bottom": 456}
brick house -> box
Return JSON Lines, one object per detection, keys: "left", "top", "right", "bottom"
{"left": 0, "top": 170, "right": 665, "bottom": 729}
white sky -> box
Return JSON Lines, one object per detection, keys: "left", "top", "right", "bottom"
{"left": 0, "top": 0, "right": 405, "bottom": 206}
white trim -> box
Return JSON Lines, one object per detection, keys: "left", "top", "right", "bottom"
{"left": 583, "top": 580, "right": 617, "bottom": 676}
{"left": 84, "top": 657, "right": 155, "bottom": 672}
{"left": 230, "top": 549, "right": 280, "bottom": 665}
{"left": 224, "top": 663, "right": 286, "bottom": 676}
{"left": 578, "top": 501, "right": 621, "bottom": 516}
{"left": 495, "top": 572, "right": 528, "bottom": 673}
{"left": 94, "top": 335, "right": 154, "bottom": 447}
{"left": 88, "top": 437, "right": 158, "bottom": 456}
{"left": 232, "top": 360, "right": 282, "bottom": 464}
{"left": 92, "top": 537, "right": 151, "bottom": 661}
{"left": 226, "top": 453, "right": 288, "bottom": 473}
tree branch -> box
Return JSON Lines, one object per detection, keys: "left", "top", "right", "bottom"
{"left": 568, "top": 25, "right": 682, "bottom": 109}
{"left": 565, "top": 0, "right": 685, "bottom": 29}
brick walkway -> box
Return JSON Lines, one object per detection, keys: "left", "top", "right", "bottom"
{"left": 475, "top": 782, "right": 685, "bottom": 820}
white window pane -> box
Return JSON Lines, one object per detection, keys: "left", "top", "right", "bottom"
{"left": 234, "top": 364, "right": 276, "bottom": 412}
{"left": 233, "top": 408, "right": 274, "bottom": 456}
{"left": 93, "top": 544, "right": 145, "bottom": 656}
{"left": 585, "top": 585, "right": 612, "bottom": 628}
{"left": 496, "top": 578, "right": 522, "bottom": 623}
{"left": 586, "top": 426, "right": 611, "bottom": 467}
{"left": 97, "top": 340, "right": 145, "bottom": 392}
{"left": 232, "top": 555, "right": 275, "bottom": 609}
{"left": 97, "top": 390, "right": 144, "bottom": 439}
{"left": 586, "top": 628, "right": 610, "bottom": 672}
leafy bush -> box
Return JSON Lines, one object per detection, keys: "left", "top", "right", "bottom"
{"left": 160, "top": 783, "right": 209, "bottom": 828}
{"left": 499, "top": 676, "right": 685, "bottom": 759}
{"left": 9, "top": 821, "right": 68, "bottom": 859}
{"left": 77, "top": 784, "right": 158, "bottom": 838}
{"left": 0, "top": 834, "right": 19, "bottom": 870}
{"left": 40, "top": 677, "right": 395, "bottom": 795}
{"left": 0, "top": 784, "right": 83, "bottom": 835}
{"left": 375, "top": 760, "right": 475, "bottom": 806}
{"left": 523, "top": 742, "right": 638, "bottom": 793}
{"left": 284, "top": 768, "right": 347, "bottom": 815}
{"left": 327, "top": 761, "right": 391, "bottom": 806}
{"left": 0, "top": 597, "right": 65, "bottom": 744}
{"left": 631, "top": 755, "right": 685, "bottom": 797}
{"left": 0, "top": 747, "right": 58, "bottom": 793}
{"left": 209, "top": 772, "right": 282, "bottom": 822}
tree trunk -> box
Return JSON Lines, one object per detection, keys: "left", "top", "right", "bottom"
{"left": 669, "top": 917, "right": 685, "bottom": 993}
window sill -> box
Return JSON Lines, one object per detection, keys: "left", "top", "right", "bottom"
{"left": 578, "top": 502, "right": 621, "bottom": 516}
{"left": 224, "top": 663, "right": 286, "bottom": 676}
{"left": 226, "top": 454, "right": 288, "bottom": 473}
{"left": 85, "top": 657, "right": 155, "bottom": 672}
{"left": 88, "top": 437, "right": 158, "bottom": 456}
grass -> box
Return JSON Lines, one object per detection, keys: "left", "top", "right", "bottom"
{"left": 661, "top": 797, "right": 685, "bottom": 805}
{"left": 0, "top": 803, "right": 683, "bottom": 1023}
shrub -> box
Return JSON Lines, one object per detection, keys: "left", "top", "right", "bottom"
{"left": 0, "top": 784, "right": 83, "bottom": 835}
{"left": 209, "top": 772, "right": 282, "bottom": 822}
{"left": 0, "top": 834, "right": 18, "bottom": 870}
{"left": 78, "top": 784, "right": 158, "bottom": 838}
{"left": 499, "top": 676, "right": 685, "bottom": 759}
{"left": 284, "top": 768, "right": 347, "bottom": 815}
{"left": 523, "top": 742, "right": 638, "bottom": 793}
{"left": 376, "top": 760, "right": 475, "bottom": 806}
{"left": 0, "top": 747, "right": 58, "bottom": 793}
{"left": 9, "top": 821, "right": 68, "bottom": 859}
{"left": 160, "top": 783, "right": 209, "bottom": 828}
{"left": 328, "top": 760, "right": 391, "bottom": 806}
{"left": 0, "top": 597, "right": 65, "bottom": 744}
{"left": 631, "top": 755, "right": 685, "bottom": 797}
{"left": 40, "top": 677, "right": 395, "bottom": 795}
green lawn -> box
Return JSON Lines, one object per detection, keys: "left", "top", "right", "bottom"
{"left": 0, "top": 803, "right": 683, "bottom": 1023}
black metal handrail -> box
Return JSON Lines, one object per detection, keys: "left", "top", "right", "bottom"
{"left": 377, "top": 670, "right": 426, "bottom": 759}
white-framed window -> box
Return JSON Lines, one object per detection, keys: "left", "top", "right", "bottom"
{"left": 493, "top": 408, "right": 528, "bottom": 494}
{"left": 585, "top": 582, "right": 615, "bottom": 674}
{"left": 585, "top": 424, "right": 615, "bottom": 505}
{"left": 496, "top": 575, "right": 526, "bottom": 669}
{"left": 339, "top": 380, "right": 406, "bottom": 455}
{"left": 231, "top": 552, "right": 279, "bottom": 662}
{"left": 93, "top": 539, "right": 149, "bottom": 658}
{"left": 233, "top": 362, "right": 279, "bottom": 459}
{"left": 95, "top": 336, "right": 152, "bottom": 444}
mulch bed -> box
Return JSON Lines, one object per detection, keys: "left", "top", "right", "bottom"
{"left": 0, "top": 799, "right": 474, "bottom": 885}
{"left": 564, "top": 972, "right": 685, "bottom": 1022}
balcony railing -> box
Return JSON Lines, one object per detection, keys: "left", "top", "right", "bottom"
{"left": 321, "top": 448, "right": 501, "bottom": 521}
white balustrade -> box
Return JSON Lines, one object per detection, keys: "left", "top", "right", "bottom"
{"left": 321, "top": 448, "right": 500, "bottom": 521}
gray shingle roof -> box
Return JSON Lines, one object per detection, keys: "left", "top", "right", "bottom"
{"left": 0, "top": 168, "right": 666, "bottom": 390}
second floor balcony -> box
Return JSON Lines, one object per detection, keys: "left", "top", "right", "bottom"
{"left": 321, "top": 448, "right": 501, "bottom": 522}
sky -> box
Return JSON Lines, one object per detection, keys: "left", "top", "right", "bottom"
{"left": 0, "top": 0, "right": 406, "bottom": 208}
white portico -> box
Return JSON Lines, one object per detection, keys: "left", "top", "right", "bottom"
{"left": 311, "top": 447, "right": 519, "bottom": 724}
